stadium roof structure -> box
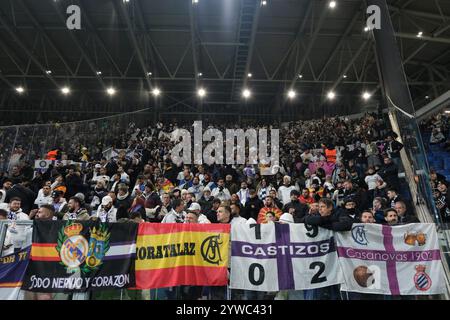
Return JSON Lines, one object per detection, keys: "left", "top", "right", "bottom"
{"left": 0, "top": 0, "right": 449, "bottom": 123}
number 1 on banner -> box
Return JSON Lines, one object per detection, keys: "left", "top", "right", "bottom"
{"left": 250, "top": 224, "right": 261, "bottom": 240}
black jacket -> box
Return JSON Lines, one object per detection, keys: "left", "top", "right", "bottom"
{"left": 282, "top": 200, "right": 308, "bottom": 223}
{"left": 243, "top": 197, "right": 264, "bottom": 220}
{"left": 379, "top": 163, "right": 399, "bottom": 189}
{"left": 304, "top": 208, "right": 357, "bottom": 231}
{"left": 5, "top": 184, "right": 37, "bottom": 214}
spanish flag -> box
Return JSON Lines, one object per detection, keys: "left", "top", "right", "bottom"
{"left": 135, "top": 223, "right": 230, "bottom": 289}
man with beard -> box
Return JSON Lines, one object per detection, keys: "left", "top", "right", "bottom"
{"left": 6, "top": 197, "right": 30, "bottom": 220}
{"left": 269, "top": 188, "right": 283, "bottom": 210}
{"left": 0, "top": 178, "right": 12, "bottom": 203}
{"left": 63, "top": 196, "right": 90, "bottom": 220}
{"left": 5, "top": 178, "right": 36, "bottom": 215}
{"left": 282, "top": 190, "right": 308, "bottom": 223}
{"left": 236, "top": 181, "right": 250, "bottom": 207}
{"left": 257, "top": 195, "right": 282, "bottom": 223}
{"left": 225, "top": 174, "right": 239, "bottom": 195}
{"left": 201, "top": 173, "right": 217, "bottom": 191}
{"left": 94, "top": 195, "right": 117, "bottom": 222}
{"left": 243, "top": 189, "right": 264, "bottom": 220}
{"left": 115, "top": 184, "right": 133, "bottom": 220}
{"left": 187, "top": 176, "right": 204, "bottom": 201}
{"left": 198, "top": 187, "right": 214, "bottom": 212}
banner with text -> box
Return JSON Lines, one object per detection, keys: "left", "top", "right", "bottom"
{"left": 335, "top": 223, "right": 446, "bottom": 295}
{"left": 0, "top": 247, "right": 30, "bottom": 300}
{"left": 230, "top": 223, "right": 343, "bottom": 291}
{"left": 135, "top": 223, "right": 230, "bottom": 289}
{"left": 22, "top": 220, "right": 137, "bottom": 293}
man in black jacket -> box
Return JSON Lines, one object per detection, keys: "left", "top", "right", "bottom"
{"left": 205, "top": 198, "right": 221, "bottom": 223}
{"left": 379, "top": 157, "right": 399, "bottom": 190}
{"left": 5, "top": 179, "right": 36, "bottom": 214}
{"left": 282, "top": 190, "right": 308, "bottom": 223}
{"left": 243, "top": 189, "right": 264, "bottom": 220}
{"left": 304, "top": 198, "right": 355, "bottom": 232}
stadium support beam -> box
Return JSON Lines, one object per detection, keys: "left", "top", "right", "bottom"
{"left": 17, "top": 0, "right": 75, "bottom": 77}
{"left": 415, "top": 90, "right": 450, "bottom": 120}
{"left": 0, "top": 12, "right": 59, "bottom": 88}
{"left": 388, "top": 5, "right": 450, "bottom": 21}
{"left": 79, "top": 0, "right": 124, "bottom": 77}
{"left": 395, "top": 32, "right": 450, "bottom": 44}
{"left": 188, "top": 2, "right": 200, "bottom": 90}
{"left": 316, "top": 11, "right": 361, "bottom": 80}
{"left": 50, "top": 1, "right": 106, "bottom": 89}
{"left": 114, "top": 1, "right": 152, "bottom": 91}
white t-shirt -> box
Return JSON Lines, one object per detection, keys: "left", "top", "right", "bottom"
{"left": 365, "top": 173, "right": 382, "bottom": 190}
{"left": 278, "top": 185, "right": 296, "bottom": 205}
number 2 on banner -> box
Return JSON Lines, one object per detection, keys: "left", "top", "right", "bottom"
{"left": 310, "top": 262, "right": 327, "bottom": 284}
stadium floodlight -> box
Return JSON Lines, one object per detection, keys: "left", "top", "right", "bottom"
{"left": 327, "top": 91, "right": 336, "bottom": 100}
{"left": 147, "top": 72, "right": 152, "bottom": 76}
{"left": 61, "top": 87, "right": 71, "bottom": 95}
{"left": 445, "top": 110, "right": 450, "bottom": 114}
{"left": 298, "top": 74, "right": 303, "bottom": 79}
{"left": 364, "top": 26, "right": 370, "bottom": 32}
{"left": 192, "top": 0, "right": 198, "bottom": 4}
{"left": 425, "top": 95, "right": 430, "bottom": 100}
{"left": 343, "top": 74, "right": 347, "bottom": 79}
{"left": 362, "top": 91, "right": 371, "bottom": 100}
{"left": 417, "top": 31, "right": 423, "bottom": 38}
{"left": 197, "top": 88, "right": 206, "bottom": 98}
{"left": 45, "top": 70, "right": 52, "bottom": 74}
{"left": 261, "top": 0, "right": 267, "bottom": 6}
{"left": 123, "top": 0, "right": 130, "bottom": 3}
{"left": 329, "top": 1, "right": 336, "bottom": 9}
{"left": 242, "top": 89, "right": 251, "bottom": 99}
{"left": 96, "top": 71, "right": 102, "bottom": 75}
{"left": 152, "top": 87, "right": 161, "bottom": 97}
{"left": 15, "top": 86, "right": 25, "bottom": 94}
{"left": 247, "top": 73, "right": 252, "bottom": 78}
{"left": 198, "top": 72, "right": 202, "bottom": 77}
{"left": 106, "top": 87, "right": 116, "bottom": 96}
{"left": 287, "top": 90, "right": 296, "bottom": 99}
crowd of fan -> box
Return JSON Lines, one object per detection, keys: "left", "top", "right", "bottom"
{"left": 421, "top": 112, "right": 450, "bottom": 223}
{"left": 0, "top": 114, "right": 420, "bottom": 242}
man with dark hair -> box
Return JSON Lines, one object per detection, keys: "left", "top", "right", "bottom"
{"left": 386, "top": 187, "right": 405, "bottom": 208}
{"left": 384, "top": 208, "right": 399, "bottom": 226}
{"left": 7, "top": 197, "right": 30, "bottom": 220}
{"left": 217, "top": 205, "right": 232, "bottom": 224}
{"left": 51, "top": 190, "right": 69, "bottom": 219}
{"left": 378, "top": 157, "right": 399, "bottom": 190}
{"left": 0, "top": 178, "right": 13, "bottom": 203}
{"left": 206, "top": 198, "right": 221, "bottom": 223}
{"left": 394, "top": 201, "right": 419, "bottom": 224}
{"left": 304, "top": 198, "right": 354, "bottom": 232}
{"left": 161, "top": 198, "right": 185, "bottom": 223}
{"left": 63, "top": 196, "right": 90, "bottom": 220}
{"left": 5, "top": 178, "right": 37, "bottom": 214}
{"left": 282, "top": 190, "right": 308, "bottom": 223}
{"left": 243, "top": 189, "right": 264, "bottom": 220}
{"left": 35, "top": 204, "right": 55, "bottom": 221}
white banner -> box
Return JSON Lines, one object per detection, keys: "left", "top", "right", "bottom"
{"left": 335, "top": 223, "right": 446, "bottom": 295}
{"left": 230, "top": 223, "right": 343, "bottom": 291}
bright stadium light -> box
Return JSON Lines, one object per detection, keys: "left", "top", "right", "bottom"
{"left": 15, "top": 86, "right": 25, "bottom": 94}
{"left": 198, "top": 72, "right": 202, "bottom": 77}
{"left": 343, "top": 74, "right": 347, "bottom": 79}
{"left": 417, "top": 31, "right": 423, "bottom": 38}
{"left": 327, "top": 91, "right": 336, "bottom": 100}
{"left": 364, "top": 26, "right": 370, "bottom": 32}
{"left": 106, "top": 87, "right": 116, "bottom": 96}
{"left": 445, "top": 110, "right": 450, "bottom": 114}
{"left": 152, "top": 87, "right": 161, "bottom": 97}
{"left": 362, "top": 91, "right": 371, "bottom": 100}
{"left": 247, "top": 73, "right": 252, "bottom": 78}
{"left": 261, "top": 0, "right": 267, "bottom": 6}
{"left": 192, "top": 0, "right": 198, "bottom": 4}
{"left": 61, "top": 87, "right": 71, "bottom": 95}
{"left": 96, "top": 71, "right": 102, "bottom": 75}
{"left": 45, "top": 70, "right": 52, "bottom": 74}
{"left": 197, "top": 88, "right": 206, "bottom": 98}
{"left": 298, "top": 74, "right": 303, "bottom": 79}
{"left": 147, "top": 72, "right": 152, "bottom": 76}
{"left": 329, "top": 1, "right": 336, "bottom": 9}
{"left": 425, "top": 95, "right": 430, "bottom": 100}
{"left": 242, "top": 89, "right": 251, "bottom": 99}
{"left": 287, "top": 90, "right": 296, "bottom": 99}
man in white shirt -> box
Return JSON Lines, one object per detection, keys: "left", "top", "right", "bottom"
{"left": 95, "top": 196, "right": 117, "bottom": 223}
{"left": 230, "top": 203, "right": 248, "bottom": 225}
{"left": 277, "top": 175, "right": 297, "bottom": 205}
{"left": 34, "top": 185, "right": 53, "bottom": 208}
{"left": 211, "top": 178, "right": 231, "bottom": 202}
{"left": 7, "top": 198, "right": 30, "bottom": 221}
{"left": 162, "top": 199, "right": 186, "bottom": 223}
{"left": 236, "top": 181, "right": 250, "bottom": 207}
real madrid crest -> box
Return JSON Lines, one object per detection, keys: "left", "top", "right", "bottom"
{"left": 56, "top": 221, "right": 111, "bottom": 275}
{"left": 414, "top": 265, "right": 432, "bottom": 291}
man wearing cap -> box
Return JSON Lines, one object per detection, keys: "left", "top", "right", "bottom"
{"left": 198, "top": 187, "right": 214, "bottom": 212}
{"left": 282, "top": 190, "right": 308, "bottom": 223}
{"left": 186, "top": 202, "right": 210, "bottom": 224}
{"left": 95, "top": 196, "right": 117, "bottom": 222}
{"left": 51, "top": 190, "right": 69, "bottom": 219}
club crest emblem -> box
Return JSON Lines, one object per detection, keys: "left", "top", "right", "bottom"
{"left": 414, "top": 265, "right": 432, "bottom": 291}
{"left": 56, "top": 222, "right": 110, "bottom": 274}
{"left": 351, "top": 225, "right": 369, "bottom": 245}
